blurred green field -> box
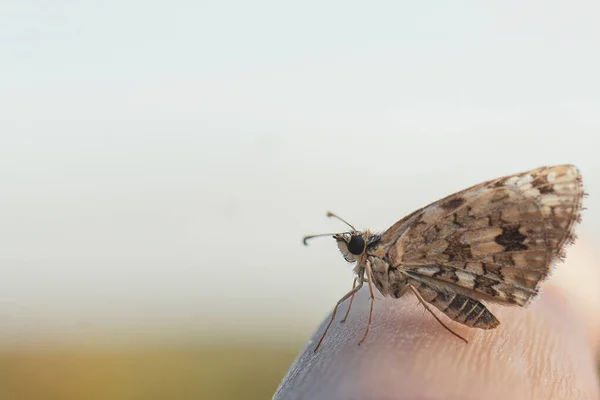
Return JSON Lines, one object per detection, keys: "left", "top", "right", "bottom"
{"left": 0, "top": 343, "right": 300, "bottom": 400}
{"left": 0, "top": 343, "right": 596, "bottom": 399}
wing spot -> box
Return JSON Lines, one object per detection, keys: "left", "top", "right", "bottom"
{"left": 495, "top": 226, "right": 528, "bottom": 251}
{"left": 443, "top": 243, "right": 472, "bottom": 261}
{"left": 441, "top": 197, "right": 466, "bottom": 211}
{"left": 538, "top": 185, "right": 554, "bottom": 194}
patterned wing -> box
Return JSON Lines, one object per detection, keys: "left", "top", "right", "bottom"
{"left": 382, "top": 165, "right": 584, "bottom": 306}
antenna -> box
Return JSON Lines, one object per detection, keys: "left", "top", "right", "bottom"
{"left": 326, "top": 211, "right": 356, "bottom": 231}
{"left": 302, "top": 212, "right": 356, "bottom": 245}
{"left": 302, "top": 232, "right": 350, "bottom": 246}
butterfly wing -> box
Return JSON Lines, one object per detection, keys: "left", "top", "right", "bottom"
{"left": 380, "top": 164, "right": 584, "bottom": 306}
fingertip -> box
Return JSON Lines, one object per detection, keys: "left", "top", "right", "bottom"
{"left": 275, "top": 238, "right": 600, "bottom": 400}
{"left": 544, "top": 236, "right": 600, "bottom": 354}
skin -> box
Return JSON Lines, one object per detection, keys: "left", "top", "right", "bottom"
{"left": 273, "top": 239, "right": 600, "bottom": 400}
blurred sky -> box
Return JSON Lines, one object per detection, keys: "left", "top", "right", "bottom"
{"left": 0, "top": 1, "right": 599, "bottom": 347}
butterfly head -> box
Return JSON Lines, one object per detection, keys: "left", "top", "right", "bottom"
{"left": 303, "top": 211, "right": 379, "bottom": 263}
{"left": 333, "top": 232, "right": 366, "bottom": 262}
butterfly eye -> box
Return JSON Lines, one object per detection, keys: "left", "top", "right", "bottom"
{"left": 347, "top": 235, "right": 365, "bottom": 255}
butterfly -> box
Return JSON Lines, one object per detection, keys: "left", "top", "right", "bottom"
{"left": 303, "top": 165, "right": 584, "bottom": 352}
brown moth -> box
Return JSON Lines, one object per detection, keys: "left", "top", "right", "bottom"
{"left": 303, "top": 165, "right": 584, "bottom": 352}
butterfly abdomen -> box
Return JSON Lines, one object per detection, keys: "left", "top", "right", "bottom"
{"left": 411, "top": 280, "right": 500, "bottom": 329}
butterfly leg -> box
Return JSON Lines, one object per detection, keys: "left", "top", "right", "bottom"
{"left": 340, "top": 276, "right": 357, "bottom": 323}
{"left": 358, "top": 260, "right": 376, "bottom": 345}
{"left": 408, "top": 284, "right": 469, "bottom": 344}
{"left": 314, "top": 277, "right": 364, "bottom": 352}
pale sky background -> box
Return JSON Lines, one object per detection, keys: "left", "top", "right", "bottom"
{"left": 0, "top": 1, "right": 599, "bottom": 347}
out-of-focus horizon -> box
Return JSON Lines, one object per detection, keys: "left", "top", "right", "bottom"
{"left": 1, "top": 1, "right": 599, "bottom": 398}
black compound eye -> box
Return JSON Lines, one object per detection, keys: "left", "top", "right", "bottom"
{"left": 347, "top": 235, "right": 365, "bottom": 255}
